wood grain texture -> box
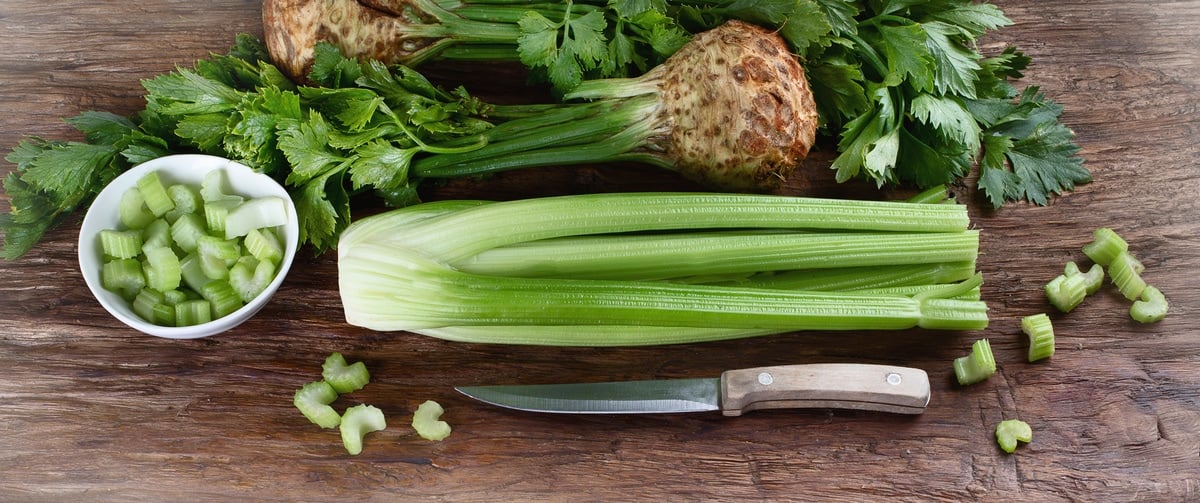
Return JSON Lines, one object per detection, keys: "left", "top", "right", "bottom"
{"left": 1, "top": 1, "right": 1197, "bottom": 501}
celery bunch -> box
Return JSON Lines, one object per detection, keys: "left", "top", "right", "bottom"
{"left": 337, "top": 192, "right": 988, "bottom": 346}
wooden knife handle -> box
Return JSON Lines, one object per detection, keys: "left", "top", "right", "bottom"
{"left": 719, "top": 363, "right": 930, "bottom": 416}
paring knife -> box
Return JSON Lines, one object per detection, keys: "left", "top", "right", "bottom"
{"left": 456, "top": 363, "right": 930, "bottom": 416}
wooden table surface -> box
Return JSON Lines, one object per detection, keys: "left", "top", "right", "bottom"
{"left": 1, "top": 1, "right": 1197, "bottom": 501}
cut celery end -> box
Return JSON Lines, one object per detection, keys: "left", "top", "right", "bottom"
{"left": 244, "top": 228, "right": 284, "bottom": 264}
{"left": 294, "top": 381, "right": 342, "bottom": 429}
{"left": 340, "top": 404, "right": 386, "bottom": 456}
{"left": 1130, "top": 285, "right": 1168, "bottom": 323}
{"left": 953, "top": 339, "right": 996, "bottom": 386}
{"left": 1021, "top": 313, "right": 1055, "bottom": 362}
{"left": 1082, "top": 228, "right": 1128, "bottom": 266}
{"left": 996, "top": 419, "right": 1032, "bottom": 453}
{"left": 119, "top": 187, "right": 157, "bottom": 229}
{"left": 198, "top": 235, "right": 241, "bottom": 280}
{"left": 101, "top": 258, "right": 145, "bottom": 301}
{"left": 164, "top": 183, "right": 202, "bottom": 223}
{"left": 199, "top": 280, "right": 244, "bottom": 318}
{"left": 142, "top": 245, "right": 182, "bottom": 292}
{"left": 170, "top": 213, "right": 207, "bottom": 253}
{"left": 225, "top": 196, "right": 288, "bottom": 239}
{"left": 322, "top": 353, "right": 371, "bottom": 394}
{"left": 161, "top": 289, "right": 190, "bottom": 305}
{"left": 174, "top": 299, "right": 213, "bottom": 326}
{"left": 99, "top": 229, "right": 143, "bottom": 259}
{"left": 136, "top": 171, "right": 176, "bottom": 217}
{"left": 412, "top": 400, "right": 452, "bottom": 441}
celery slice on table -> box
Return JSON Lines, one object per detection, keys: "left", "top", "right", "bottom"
{"left": 322, "top": 353, "right": 370, "bottom": 394}
{"left": 1021, "top": 313, "right": 1055, "bottom": 362}
{"left": 294, "top": 381, "right": 341, "bottom": 429}
{"left": 1081, "top": 227, "right": 1128, "bottom": 266}
{"left": 99, "top": 229, "right": 143, "bottom": 259}
{"left": 412, "top": 400, "right": 451, "bottom": 441}
{"left": 339, "top": 404, "right": 386, "bottom": 456}
{"left": 953, "top": 339, "right": 996, "bottom": 385}
{"left": 1044, "top": 274, "right": 1086, "bottom": 313}
{"left": 1064, "top": 261, "right": 1104, "bottom": 295}
{"left": 135, "top": 171, "right": 175, "bottom": 217}
{"left": 1108, "top": 251, "right": 1148, "bottom": 301}
{"left": 1130, "top": 286, "right": 1168, "bottom": 323}
{"left": 995, "top": 419, "right": 1032, "bottom": 453}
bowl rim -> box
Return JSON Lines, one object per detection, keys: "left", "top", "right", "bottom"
{"left": 77, "top": 154, "right": 299, "bottom": 339}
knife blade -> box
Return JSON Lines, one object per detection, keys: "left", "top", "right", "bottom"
{"left": 456, "top": 363, "right": 930, "bottom": 416}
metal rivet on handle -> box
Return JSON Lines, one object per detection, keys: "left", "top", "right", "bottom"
{"left": 886, "top": 372, "right": 902, "bottom": 385}
{"left": 758, "top": 372, "right": 774, "bottom": 385}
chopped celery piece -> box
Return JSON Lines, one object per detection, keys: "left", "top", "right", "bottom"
{"left": 1081, "top": 228, "right": 1128, "bottom": 266}
{"left": 119, "top": 187, "right": 156, "bottom": 229}
{"left": 99, "top": 229, "right": 143, "bottom": 259}
{"left": 152, "top": 302, "right": 176, "bottom": 326}
{"left": 225, "top": 196, "right": 288, "bottom": 239}
{"left": 141, "top": 218, "right": 172, "bottom": 250}
{"left": 164, "top": 183, "right": 202, "bottom": 223}
{"left": 953, "top": 338, "right": 996, "bottom": 386}
{"left": 174, "top": 299, "right": 213, "bottom": 326}
{"left": 200, "top": 168, "right": 244, "bottom": 204}
{"left": 101, "top": 258, "right": 145, "bottom": 300}
{"left": 996, "top": 419, "right": 1032, "bottom": 453}
{"left": 244, "top": 228, "right": 283, "bottom": 264}
{"left": 339, "top": 404, "right": 386, "bottom": 456}
{"left": 136, "top": 171, "right": 175, "bottom": 217}
{"left": 229, "top": 256, "right": 276, "bottom": 302}
{"left": 169, "top": 213, "right": 207, "bottom": 253}
{"left": 161, "top": 289, "right": 190, "bottom": 305}
{"left": 199, "top": 280, "right": 244, "bottom": 318}
{"left": 197, "top": 235, "right": 241, "bottom": 280}
{"left": 179, "top": 253, "right": 213, "bottom": 292}
{"left": 203, "top": 199, "right": 239, "bottom": 236}
{"left": 142, "top": 245, "right": 182, "bottom": 292}
{"left": 294, "top": 381, "right": 341, "bottom": 429}
{"left": 1044, "top": 274, "right": 1086, "bottom": 313}
{"left": 322, "top": 352, "right": 371, "bottom": 394}
{"left": 132, "top": 288, "right": 165, "bottom": 323}
{"left": 1108, "top": 251, "right": 1148, "bottom": 301}
{"left": 1021, "top": 313, "right": 1055, "bottom": 362}
{"left": 412, "top": 400, "right": 452, "bottom": 441}
{"left": 1064, "top": 261, "right": 1104, "bottom": 295}
{"left": 1130, "top": 286, "right": 1168, "bottom": 323}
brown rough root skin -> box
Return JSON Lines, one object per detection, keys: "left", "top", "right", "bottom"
{"left": 655, "top": 20, "right": 818, "bottom": 192}
{"left": 263, "top": 0, "right": 439, "bottom": 82}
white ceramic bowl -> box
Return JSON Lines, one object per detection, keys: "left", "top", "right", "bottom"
{"left": 78, "top": 154, "right": 299, "bottom": 339}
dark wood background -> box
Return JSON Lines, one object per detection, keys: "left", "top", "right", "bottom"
{"left": 1, "top": 1, "right": 1197, "bottom": 501}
